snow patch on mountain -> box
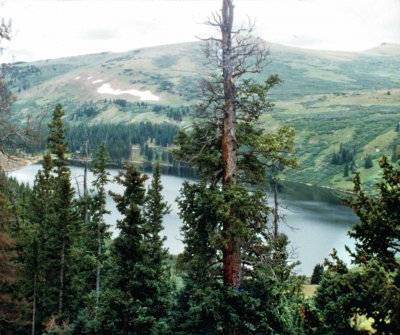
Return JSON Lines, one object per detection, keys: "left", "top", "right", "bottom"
{"left": 97, "top": 83, "right": 159, "bottom": 101}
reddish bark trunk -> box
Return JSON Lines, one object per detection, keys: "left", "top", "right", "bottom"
{"left": 220, "top": 0, "right": 241, "bottom": 290}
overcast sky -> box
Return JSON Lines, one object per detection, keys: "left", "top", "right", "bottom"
{"left": 1, "top": 0, "right": 399, "bottom": 63}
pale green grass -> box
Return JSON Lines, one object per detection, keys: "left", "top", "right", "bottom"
{"left": 302, "top": 284, "right": 319, "bottom": 298}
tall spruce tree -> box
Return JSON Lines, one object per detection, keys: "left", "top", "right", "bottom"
{"left": 98, "top": 164, "right": 171, "bottom": 334}
{"left": 90, "top": 144, "right": 111, "bottom": 309}
{"left": 310, "top": 157, "right": 400, "bottom": 334}
{"left": 46, "top": 104, "right": 77, "bottom": 320}
{"left": 0, "top": 169, "right": 26, "bottom": 333}
{"left": 66, "top": 144, "right": 112, "bottom": 334}
{"left": 345, "top": 156, "right": 399, "bottom": 271}
{"left": 24, "top": 154, "right": 57, "bottom": 334}
{"left": 173, "top": 1, "right": 300, "bottom": 334}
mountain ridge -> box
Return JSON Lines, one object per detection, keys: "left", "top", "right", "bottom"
{"left": 5, "top": 40, "right": 400, "bottom": 190}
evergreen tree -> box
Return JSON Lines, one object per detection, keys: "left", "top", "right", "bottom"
{"left": 97, "top": 164, "right": 171, "bottom": 334}
{"left": 364, "top": 155, "right": 373, "bottom": 169}
{"left": 19, "top": 106, "right": 77, "bottom": 332}
{"left": 343, "top": 164, "right": 349, "bottom": 177}
{"left": 310, "top": 157, "right": 400, "bottom": 334}
{"left": 173, "top": 1, "right": 301, "bottom": 333}
{"left": 345, "top": 156, "right": 399, "bottom": 270}
{"left": 90, "top": 144, "right": 111, "bottom": 308}
{"left": 23, "top": 154, "right": 58, "bottom": 333}
{"left": 46, "top": 104, "right": 77, "bottom": 320}
{"left": 310, "top": 264, "right": 324, "bottom": 285}
{"left": 0, "top": 169, "right": 26, "bottom": 333}
{"left": 391, "top": 144, "right": 398, "bottom": 163}
{"left": 66, "top": 144, "right": 112, "bottom": 334}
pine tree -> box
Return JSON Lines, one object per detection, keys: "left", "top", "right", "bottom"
{"left": 310, "top": 264, "right": 324, "bottom": 284}
{"left": 90, "top": 144, "right": 111, "bottom": 309}
{"left": 99, "top": 164, "right": 171, "bottom": 334}
{"left": 173, "top": 1, "right": 301, "bottom": 333}
{"left": 345, "top": 156, "right": 399, "bottom": 270}
{"left": 311, "top": 157, "right": 400, "bottom": 334}
{"left": 47, "top": 104, "right": 77, "bottom": 320}
{"left": 24, "top": 154, "right": 57, "bottom": 333}
{"left": 0, "top": 169, "right": 26, "bottom": 333}
{"left": 343, "top": 164, "right": 349, "bottom": 177}
{"left": 364, "top": 155, "right": 373, "bottom": 169}
{"left": 142, "top": 162, "right": 172, "bottom": 332}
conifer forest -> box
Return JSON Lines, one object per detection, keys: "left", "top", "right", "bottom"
{"left": 0, "top": 1, "right": 399, "bottom": 334}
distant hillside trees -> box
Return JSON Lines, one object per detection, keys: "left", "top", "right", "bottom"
{"left": 67, "top": 122, "right": 179, "bottom": 162}
{"left": 310, "top": 263, "right": 324, "bottom": 285}
{"left": 364, "top": 155, "right": 373, "bottom": 169}
{"left": 391, "top": 144, "right": 399, "bottom": 162}
{"left": 19, "top": 121, "right": 180, "bottom": 164}
{"left": 69, "top": 100, "right": 191, "bottom": 123}
{"left": 331, "top": 143, "right": 355, "bottom": 165}
{"left": 343, "top": 163, "right": 349, "bottom": 177}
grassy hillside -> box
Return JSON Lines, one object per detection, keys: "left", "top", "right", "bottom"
{"left": 5, "top": 41, "right": 400, "bottom": 190}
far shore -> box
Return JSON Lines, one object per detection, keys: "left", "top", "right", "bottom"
{"left": 0, "top": 154, "right": 41, "bottom": 173}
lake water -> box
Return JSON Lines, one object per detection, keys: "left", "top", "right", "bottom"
{"left": 9, "top": 164, "right": 357, "bottom": 275}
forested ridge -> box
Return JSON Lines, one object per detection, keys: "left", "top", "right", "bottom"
{"left": 1, "top": 1, "right": 399, "bottom": 334}
{"left": 18, "top": 122, "right": 180, "bottom": 164}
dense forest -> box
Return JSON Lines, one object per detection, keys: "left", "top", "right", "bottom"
{"left": 0, "top": 1, "right": 399, "bottom": 334}
{"left": 17, "top": 122, "right": 180, "bottom": 164}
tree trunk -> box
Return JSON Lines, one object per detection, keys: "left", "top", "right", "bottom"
{"left": 58, "top": 241, "right": 65, "bottom": 318}
{"left": 221, "top": 0, "right": 241, "bottom": 290}
{"left": 31, "top": 272, "right": 37, "bottom": 335}
{"left": 95, "top": 233, "right": 101, "bottom": 309}
{"left": 273, "top": 168, "right": 279, "bottom": 237}
{"left": 83, "top": 138, "right": 89, "bottom": 225}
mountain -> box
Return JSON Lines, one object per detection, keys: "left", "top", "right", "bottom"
{"left": 5, "top": 41, "right": 400, "bottom": 190}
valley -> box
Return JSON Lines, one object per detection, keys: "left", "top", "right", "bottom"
{"left": 5, "top": 41, "right": 400, "bottom": 190}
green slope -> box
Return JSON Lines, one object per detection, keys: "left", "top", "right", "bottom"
{"left": 5, "top": 41, "right": 400, "bottom": 190}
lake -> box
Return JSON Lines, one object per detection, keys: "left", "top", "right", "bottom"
{"left": 9, "top": 163, "right": 357, "bottom": 275}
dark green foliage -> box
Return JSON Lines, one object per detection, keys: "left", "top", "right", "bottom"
{"left": 313, "top": 261, "right": 399, "bottom": 335}
{"left": 351, "top": 160, "right": 357, "bottom": 172}
{"left": 172, "top": 9, "right": 301, "bottom": 331}
{"left": 0, "top": 169, "right": 28, "bottom": 334}
{"left": 173, "top": 277, "right": 304, "bottom": 335}
{"left": 16, "top": 105, "right": 80, "bottom": 333}
{"left": 345, "top": 157, "right": 400, "bottom": 270}
{"left": 46, "top": 104, "right": 78, "bottom": 319}
{"left": 364, "top": 155, "right": 373, "bottom": 169}
{"left": 309, "top": 157, "right": 400, "bottom": 334}
{"left": 343, "top": 164, "right": 349, "bottom": 177}
{"left": 19, "top": 120, "right": 181, "bottom": 163}
{"left": 24, "top": 154, "right": 59, "bottom": 329}
{"left": 331, "top": 143, "right": 354, "bottom": 165}
{"left": 67, "top": 122, "right": 179, "bottom": 162}
{"left": 95, "top": 164, "right": 172, "bottom": 334}
{"left": 173, "top": 214, "right": 305, "bottom": 334}
{"left": 391, "top": 144, "right": 398, "bottom": 162}
{"left": 310, "top": 264, "right": 324, "bottom": 285}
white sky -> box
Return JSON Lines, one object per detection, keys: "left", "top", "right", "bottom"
{"left": 0, "top": 0, "right": 399, "bottom": 63}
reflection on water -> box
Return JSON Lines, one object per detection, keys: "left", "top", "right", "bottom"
{"left": 9, "top": 164, "right": 357, "bottom": 275}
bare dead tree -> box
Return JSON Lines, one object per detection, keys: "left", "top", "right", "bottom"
{"left": 0, "top": 17, "right": 11, "bottom": 51}
{"left": 0, "top": 19, "right": 46, "bottom": 164}
{"left": 203, "top": 0, "right": 271, "bottom": 291}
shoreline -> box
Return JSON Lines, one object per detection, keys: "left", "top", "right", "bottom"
{"left": 0, "top": 154, "right": 41, "bottom": 173}
{"left": 280, "top": 177, "right": 355, "bottom": 196}
{"left": 5, "top": 154, "right": 355, "bottom": 195}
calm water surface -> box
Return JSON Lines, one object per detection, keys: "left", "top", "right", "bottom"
{"left": 9, "top": 164, "right": 357, "bottom": 275}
